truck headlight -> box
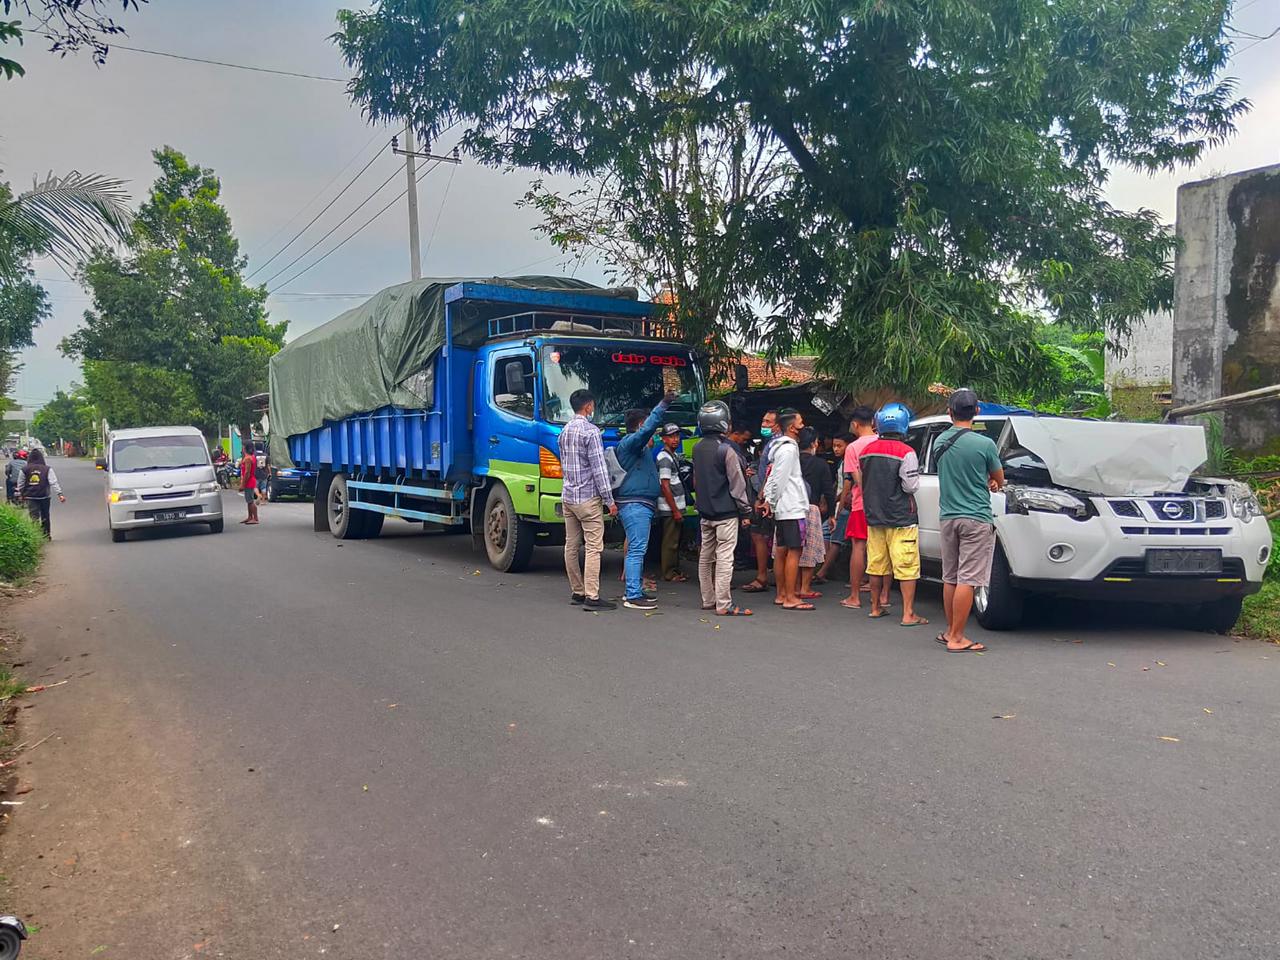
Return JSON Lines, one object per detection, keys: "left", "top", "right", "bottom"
{"left": 108, "top": 489, "right": 138, "bottom": 503}
{"left": 1226, "top": 481, "right": 1263, "bottom": 522}
{"left": 198, "top": 481, "right": 220, "bottom": 494}
{"left": 1005, "top": 485, "right": 1089, "bottom": 519}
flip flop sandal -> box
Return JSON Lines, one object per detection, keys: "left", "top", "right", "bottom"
{"left": 783, "top": 602, "right": 817, "bottom": 611}
{"left": 701, "top": 603, "right": 717, "bottom": 611}
{"left": 840, "top": 599, "right": 862, "bottom": 609}
{"left": 946, "top": 641, "right": 987, "bottom": 653}
{"left": 867, "top": 610, "right": 889, "bottom": 619}
{"left": 935, "top": 635, "right": 948, "bottom": 645}
{"left": 665, "top": 574, "right": 689, "bottom": 582}
{"left": 740, "top": 582, "right": 768, "bottom": 593}
{"left": 799, "top": 592, "right": 822, "bottom": 600}
{"left": 717, "top": 606, "right": 753, "bottom": 617}
{"left": 811, "top": 576, "right": 828, "bottom": 585}
{"left": 900, "top": 618, "right": 930, "bottom": 627}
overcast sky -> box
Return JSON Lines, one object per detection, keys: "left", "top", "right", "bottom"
{"left": 1, "top": 0, "right": 1277, "bottom": 407}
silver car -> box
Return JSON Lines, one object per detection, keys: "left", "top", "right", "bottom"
{"left": 99, "top": 426, "right": 224, "bottom": 542}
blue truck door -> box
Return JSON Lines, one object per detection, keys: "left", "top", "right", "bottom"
{"left": 479, "top": 347, "right": 540, "bottom": 471}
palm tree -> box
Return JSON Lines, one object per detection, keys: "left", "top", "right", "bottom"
{"left": 0, "top": 169, "right": 132, "bottom": 279}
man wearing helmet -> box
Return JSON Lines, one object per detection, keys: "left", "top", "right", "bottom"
{"left": 692, "top": 401, "right": 754, "bottom": 616}
{"left": 858, "top": 403, "right": 928, "bottom": 627}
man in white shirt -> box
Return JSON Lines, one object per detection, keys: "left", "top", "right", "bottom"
{"left": 762, "top": 411, "right": 812, "bottom": 611}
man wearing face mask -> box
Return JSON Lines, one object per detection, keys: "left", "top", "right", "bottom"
{"left": 741, "top": 409, "right": 779, "bottom": 594}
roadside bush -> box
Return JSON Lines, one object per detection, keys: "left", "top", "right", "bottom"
{"left": 0, "top": 503, "right": 43, "bottom": 582}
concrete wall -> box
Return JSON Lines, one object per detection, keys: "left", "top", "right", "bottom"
{"left": 1107, "top": 311, "right": 1172, "bottom": 421}
{"left": 1173, "top": 163, "right": 1280, "bottom": 451}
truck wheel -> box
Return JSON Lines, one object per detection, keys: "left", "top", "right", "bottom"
{"left": 1192, "top": 596, "right": 1243, "bottom": 634}
{"left": 327, "top": 474, "right": 363, "bottom": 540}
{"left": 483, "top": 483, "right": 534, "bottom": 572}
{"left": 973, "top": 547, "right": 1024, "bottom": 631}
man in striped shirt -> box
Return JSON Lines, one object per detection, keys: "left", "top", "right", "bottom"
{"left": 557, "top": 389, "right": 618, "bottom": 611}
{"left": 655, "top": 423, "right": 688, "bottom": 582}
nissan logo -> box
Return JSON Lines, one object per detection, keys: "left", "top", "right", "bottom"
{"left": 163, "top": 481, "right": 173, "bottom": 489}
{"left": 1161, "top": 501, "right": 1184, "bottom": 519}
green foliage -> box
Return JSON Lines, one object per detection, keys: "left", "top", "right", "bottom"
{"left": 81, "top": 359, "right": 201, "bottom": 429}
{"left": 61, "top": 147, "right": 286, "bottom": 430}
{"left": 31, "top": 384, "right": 96, "bottom": 449}
{"left": 0, "top": 20, "right": 23, "bottom": 79}
{"left": 336, "top": 0, "right": 1240, "bottom": 398}
{"left": 0, "top": 502, "right": 42, "bottom": 582}
{"left": 1240, "top": 581, "right": 1280, "bottom": 643}
{"left": 0, "top": 170, "right": 131, "bottom": 279}
{"left": 0, "top": 1, "right": 145, "bottom": 72}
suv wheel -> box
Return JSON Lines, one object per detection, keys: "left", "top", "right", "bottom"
{"left": 1192, "top": 596, "right": 1243, "bottom": 634}
{"left": 973, "top": 547, "right": 1024, "bottom": 631}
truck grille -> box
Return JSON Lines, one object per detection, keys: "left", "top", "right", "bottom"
{"left": 141, "top": 490, "right": 193, "bottom": 501}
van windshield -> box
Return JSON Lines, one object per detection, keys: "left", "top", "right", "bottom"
{"left": 541, "top": 345, "right": 702, "bottom": 426}
{"left": 112, "top": 435, "right": 209, "bottom": 473}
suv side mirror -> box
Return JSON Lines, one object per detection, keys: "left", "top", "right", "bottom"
{"left": 94, "top": 457, "right": 107, "bottom": 470}
{"left": 504, "top": 360, "right": 528, "bottom": 396}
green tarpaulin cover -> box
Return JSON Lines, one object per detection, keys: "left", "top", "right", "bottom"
{"left": 267, "top": 276, "right": 633, "bottom": 465}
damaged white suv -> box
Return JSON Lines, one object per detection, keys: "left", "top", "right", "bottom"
{"left": 909, "top": 413, "right": 1272, "bottom": 633}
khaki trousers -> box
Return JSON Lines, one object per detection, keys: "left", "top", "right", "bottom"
{"left": 563, "top": 498, "right": 606, "bottom": 599}
{"left": 699, "top": 516, "right": 739, "bottom": 611}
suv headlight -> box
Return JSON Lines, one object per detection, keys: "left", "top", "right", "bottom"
{"left": 1226, "top": 481, "right": 1263, "bottom": 522}
{"left": 1005, "top": 485, "right": 1089, "bottom": 519}
{"left": 198, "top": 481, "right": 221, "bottom": 494}
{"left": 108, "top": 489, "right": 138, "bottom": 503}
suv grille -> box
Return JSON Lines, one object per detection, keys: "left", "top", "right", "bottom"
{"left": 1109, "top": 500, "right": 1142, "bottom": 518}
{"left": 1150, "top": 499, "right": 1196, "bottom": 522}
{"left": 1102, "top": 557, "right": 1245, "bottom": 578}
{"left": 1204, "top": 500, "right": 1227, "bottom": 519}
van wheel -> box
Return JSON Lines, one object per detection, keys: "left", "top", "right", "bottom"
{"left": 208, "top": 519, "right": 224, "bottom": 534}
{"left": 973, "top": 547, "right": 1024, "bottom": 631}
{"left": 483, "top": 483, "right": 534, "bottom": 572}
{"left": 1192, "top": 596, "right": 1243, "bottom": 634}
{"left": 111, "top": 528, "right": 126, "bottom": 543}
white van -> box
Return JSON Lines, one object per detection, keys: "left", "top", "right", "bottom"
{"left": 908, "top": 414, "right": 1272, "bottom": 633}
{"left": 98, "top": 426, "right": 224, "bottom": 542}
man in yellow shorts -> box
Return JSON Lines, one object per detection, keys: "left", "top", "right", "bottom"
{"left": 856, "top": 403, "right": 927, "bottom": 626}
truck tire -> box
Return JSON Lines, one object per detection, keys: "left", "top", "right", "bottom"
{"left": 327, "top": 474, "right": 363, "bottom": 540}
{"left": 973, "top": 546, "right": 1024, "bottom": 631}
{"left": 1192, "top": 596, "right": 1243, "bottom": 634}
{"left": 483, "top": 483, "right": 535, "bottom": 572}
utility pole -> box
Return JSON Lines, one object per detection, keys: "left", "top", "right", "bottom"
{"left": 392, "top": 129, "right": 462, "bottom": 281}
{"left": 403, "top": 127, "right": 422, "bottom": 280}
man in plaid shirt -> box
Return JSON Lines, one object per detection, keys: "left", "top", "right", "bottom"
{"left": 558, "top": 389, "right": 618, "bottom": 611}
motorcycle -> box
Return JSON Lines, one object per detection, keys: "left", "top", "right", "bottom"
{"left": 0, "top": 916, "right": 27, "bottom": 957}
{"left": 215, "top": 461, "right": 240, "bottom": 489}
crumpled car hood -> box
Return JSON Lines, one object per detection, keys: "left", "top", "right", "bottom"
{"left": 1005, "top": 418, "right": 1207, "bottom": 497}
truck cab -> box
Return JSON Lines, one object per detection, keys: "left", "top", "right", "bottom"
{"left": 470, "top": 323, "right": 703, "bottom": 570}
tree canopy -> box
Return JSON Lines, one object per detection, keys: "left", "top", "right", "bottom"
{"left": 31, "top": 382, "right": 95, "bottom": 450}
{"left": 336, "top": 0, "right": 1244, "bottom": 398}
{"left": 1, "top": 0, "right": 144, "bottom": 76}
{"left": 62, "top": 147, "right": 285, "bottom": 430}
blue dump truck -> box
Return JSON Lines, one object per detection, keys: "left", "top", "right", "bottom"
{"left": 269, "top": 277, "right": 706, "bottom": 571}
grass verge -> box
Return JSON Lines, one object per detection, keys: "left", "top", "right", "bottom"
{"left": 0, "top": 668, "right": 23, "bottom": 701}
{"left": 1239, "top": 581, "right": 1280, "bottom": 643}
{"left": 0, "top": 503, "right": 42, "bottom": 583}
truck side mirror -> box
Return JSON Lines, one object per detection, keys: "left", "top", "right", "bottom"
{"left": 505, "top": 360, "right": 528, "bottom": 396}
{"left": 95, "top": 457, "right": 107, "bottom": 470}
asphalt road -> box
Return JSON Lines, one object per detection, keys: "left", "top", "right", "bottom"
{"left": 3, "top": 458, "right": 1279, "bottom": 959}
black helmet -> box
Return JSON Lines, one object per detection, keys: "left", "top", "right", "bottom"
{"left": 697, "top": 400, "right": 731, "bottom": 435}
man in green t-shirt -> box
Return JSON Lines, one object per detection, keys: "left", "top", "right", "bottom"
{"left": 935, "top": 389, "right": 1005, "bottom": 653}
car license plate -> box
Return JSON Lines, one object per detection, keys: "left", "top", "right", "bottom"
{"left": 1145, "top": 548, "right": 1222, "bottom": 575}
{"left": 154, "top": 510, "right": 187, "bottom": 522}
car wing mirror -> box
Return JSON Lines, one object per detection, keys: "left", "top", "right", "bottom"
{"left": 94, "top": 458, "right": 107, "bottom": 470}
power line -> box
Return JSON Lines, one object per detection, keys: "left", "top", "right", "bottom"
{"left": 270, "top": 161, "right": 446, "bottom": 294}
{"left": 422, "top": 164, "right": 457, "bottom": 263}
{"left": 246, "top": 127, "right": 393, "bottom": 263}
{"left": 258, "top": 163, "right": 406, "bottom": 289}
{"left": 111, "top": 44, "right": 346, "bottom": 82}
{"left": 247, "top": 138, "right": 399, "bottom": 280}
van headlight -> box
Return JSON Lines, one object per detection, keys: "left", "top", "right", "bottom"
{"left": 1005, "top": 485, "right": 1089, "bottom": 519}
{"left": 108, "top": 489, "right": 138, "bottom": 503}
{"left": 198, "top": 481, "right": 220, "bottom": 494}
{"left": 1226, "top": 481, "right": 1263, "bottom": 522}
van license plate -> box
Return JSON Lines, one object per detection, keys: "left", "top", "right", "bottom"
{"left": 154, "top": 510, "right": 187, "bottom": 522}
{"left": 1145, "top": 548, "right": 1222, "bottom": 575}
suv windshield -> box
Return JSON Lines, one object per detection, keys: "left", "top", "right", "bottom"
{"left": 112, "top": 435, "right": 209, "bottom": 473}
{"left": 541, "top": 345, "right": 702, "bottom": 427}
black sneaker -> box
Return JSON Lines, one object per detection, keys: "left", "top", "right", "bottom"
{"left": 623, "top": 596, "right": 657, "bottom": 610}
{"left": 570, "top": 593, "right": 585, "bottom": 605}
{"left": 583, "top": 597, "right": 617, "bottom": 611}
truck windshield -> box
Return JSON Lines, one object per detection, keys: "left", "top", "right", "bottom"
{"left": 542, "top": 345, "right": 702, "bottom": 427}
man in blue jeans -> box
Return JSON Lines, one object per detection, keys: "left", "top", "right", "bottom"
{"left": 614, "top": 392, "right": 676, "bottom": 610}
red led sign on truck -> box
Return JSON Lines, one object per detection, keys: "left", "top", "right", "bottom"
{"left": 611, "top": 353, "right": 688, "bottom": 367}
